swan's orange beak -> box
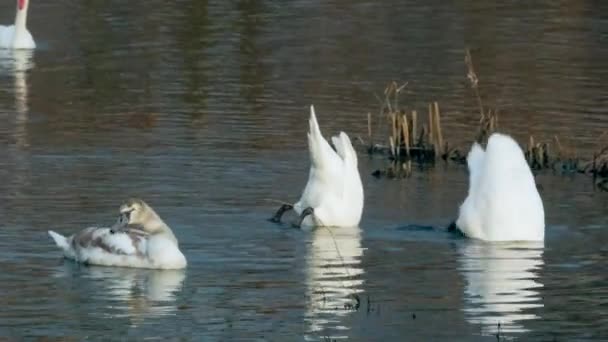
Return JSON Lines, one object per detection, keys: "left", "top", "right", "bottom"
{"left": 18, "top": 0, "right": 26, "bottom": 10}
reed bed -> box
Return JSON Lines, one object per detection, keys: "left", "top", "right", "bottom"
{"left": 365, "top": 82, "right": 446, "bottom": 163}
{"left": 368, "top": 49, "right": 608, "bottom": 183}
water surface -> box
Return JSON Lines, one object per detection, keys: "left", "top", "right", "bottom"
{"left": 1, "top": 0, "right": 608, "bottom": 340}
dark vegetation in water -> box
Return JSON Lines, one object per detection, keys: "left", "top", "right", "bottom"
{"left": 365, "top": 50, "right": 608, "bottom": 187}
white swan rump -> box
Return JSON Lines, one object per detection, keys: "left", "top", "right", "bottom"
{"left": 0, "top": 0, "right": 36, "bottom": 49}
{"left": 270, "top": 106, "right": 363, "bottom": 227}
{"left": 294, "top": 105, "right": 363, "bottom": 228}
{"left": 48, "top": 199, "right": 187, "bottom": 269}
{"left": 456, "top": 133, "right": 545, "bottom": 241}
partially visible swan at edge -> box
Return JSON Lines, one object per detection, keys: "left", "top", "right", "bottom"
{"left": 48, "top": 199, "right": 187, "bottom": 269}
{"left": 0, "top": 0, "right": 36, "bottom": 49}
{"left": 451, "top": 133, "right": 544, "bottom": 241}
{"left": 270, "top": 105, "right": 364, "bottom": 228}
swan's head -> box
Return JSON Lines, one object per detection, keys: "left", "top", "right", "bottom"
{"left": 18, "top": 0, "right": 26, "bottom": 11}
{"left": 116, "top": 198, "right": 165, "bottom": 234}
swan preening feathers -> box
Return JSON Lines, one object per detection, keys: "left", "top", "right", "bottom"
{"left": 453, "top": 133, "right": 545, "bottom": 242}
{"left": 0, "top": 0, "right": 36, "bottom": 49}
{"left": 270, "top": 105, "right": 364, "bottom": 228}
{"left": 48, "top": 199, "right": 187, "bottom": 269}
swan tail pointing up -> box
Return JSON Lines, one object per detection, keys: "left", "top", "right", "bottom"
{"left": 307, "top": 105, "right": 339, "bottom": 170}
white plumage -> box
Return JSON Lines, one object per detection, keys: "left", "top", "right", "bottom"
{"left": 48, "top": 199, "right": 187, "bottom": 270}
{"left": 0, "top": 0, "right": 36, "bottom": 49}
{"left": 272, "top": 105, "right": 363, "bottom": 228}
{"left": 456, "top": 133, "right": 545, "bottom": 241}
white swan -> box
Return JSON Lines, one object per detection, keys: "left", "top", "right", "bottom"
{"left": 0, "top": 0, "right": 36, "bottom": 49}
{"left": 453, "top": 133, "right": 545, "bottom": 241}
{"left": 48, "top": 199, "right": 187, "bottom": 269}
{"left": 458, "top": 242, "right": 544, "bottom": 335}
{"left": 270, "top": 105, "right": 364, "bottom": 228}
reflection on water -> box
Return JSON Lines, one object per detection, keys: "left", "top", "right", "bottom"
{"left": 458, "top": 242, "right": 544, "bottom": 336}
{"left": 54, "top": 263, "right": 186, "bottom": 325}
{"left": 0, "top": 49, "right": 34, "bottom": 208}
{"left": 0, "top": 0, "right": 607, "bottom": 339}
{"left": 0, "top": 49, "right": 34, "bottom": 142}
{"left": 304, "top": 226, "right": 364, "bottom": 340}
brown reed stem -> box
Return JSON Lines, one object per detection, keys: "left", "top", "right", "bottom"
{"left": 367, "top": 112, "right": 372, "bottom": 147}
{"left": 465, "top": 49, "right": 484, "bottom": 119}
{"left": 433, "top": 101, "right": 444, "bottom": 156}
{"left": 411, "top": 110, "right": 417, "bottom": 144}
{"left": 402, "top": 113, "right": 410, "bottom": 157}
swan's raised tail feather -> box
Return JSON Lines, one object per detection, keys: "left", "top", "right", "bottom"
{"left": 48, "top": 230, "right": 69, "bottom": 251}
{"left": 307, "top": 105, "right": 336, "bottom": 170}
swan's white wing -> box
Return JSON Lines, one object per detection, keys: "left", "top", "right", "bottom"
{"left": 466, "top": 142, "right": 485, "bottom": 193}
{"left": 457, "top": 142, "right": 486, "bottom": 238}
{"left": 0, "top": 26, "right": 15, "bottom": 48}
{"left": 458, "top": 133, "right": 544, "bottom": 241}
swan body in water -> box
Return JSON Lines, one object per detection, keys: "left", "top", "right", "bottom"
{"left": 0, "top": 0, "right": 36, "bottom": 49}
{"left": 452, "top": 133, "right": 544, "bottom": 241}
{"left": 48, "top": 199, "right": 187, "bottom": 269}
{"left": 270, "top": 105, "right": 364, "bottom": 228}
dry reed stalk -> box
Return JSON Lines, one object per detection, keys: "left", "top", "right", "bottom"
{"left": 367, "top": 112, "right": 372, "bottom": 146}
{"left": 554, "top": 136, "right": 564, "bottom": 158}
{"left": 401, "top": 113, "right": 410, "bottom": 157}
{"left": 421, "top": 124, "right": 428, "bottom": 147}
{"left": 391, "top": 113, "right": 399, "bottom": 158}
{"left": 389, "top": 136, "right": 396, "bottom": 158}
{"left": 528, "top": 136, "right": 535, "bottom": 164}
{"left": 433, "top": 101, "right": 444, "bottom": 156}
{"left": 465, "top": 48, "right": 484, "bottom": 119}
{"left": 411, "top": 110, "right": 417, "bottom": 143}
{"left": 427, "top": 103, "right": 434, "bottom": 151}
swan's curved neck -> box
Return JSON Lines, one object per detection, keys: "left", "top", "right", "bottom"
{"left": 14, "top": 0, "right": 29, "bottom": 30}
{"left": 151, "top": 220, "right": 178, "bottom": 243}
{"left": 143, "top": 208, "right": 179, "bottom": 244}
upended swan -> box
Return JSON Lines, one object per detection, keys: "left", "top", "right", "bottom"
{"left": 451, "top": 133, "right": 544, "bottom": 241}
{"left": 48, "top": 199, "right": 187, "bottom": 269}
{"left": 270, "top": 105, "right": 364, "bottom": 228}
{"left": 0, "top": 0, "right": 36, "bottom": 49}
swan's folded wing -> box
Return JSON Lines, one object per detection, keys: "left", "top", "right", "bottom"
{"left": 72, "top": 227, "right": 147, "bottom": 257}
{"left": 466, "top": 142, "right": 485, "bottom": 193}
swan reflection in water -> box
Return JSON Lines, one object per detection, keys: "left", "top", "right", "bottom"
{"left": 0, "top": 48, "right": 34, "bottom": 147}
{"left": 458, "top": 242, "right": 544, "bottom": 335}
{"left": 55, "top": 263, "right": 186, "bottom": 324}
{"left": 1, "top": 49, "right": 34, "bottom": 202}
{"left": 304, "top": 225, "right": 364, "bottom": 341}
